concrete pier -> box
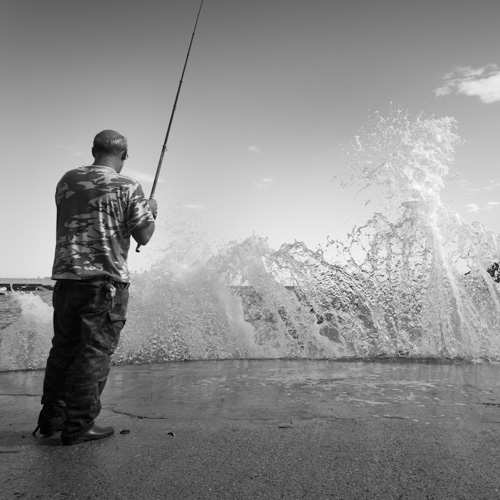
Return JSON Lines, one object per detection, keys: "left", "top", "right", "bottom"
{"left": 1, "top": 359, "right": 500, "bottom": 499}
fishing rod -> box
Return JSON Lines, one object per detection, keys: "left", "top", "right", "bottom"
{"left": 137, "top": 0, "right": 205, "bottom": 252}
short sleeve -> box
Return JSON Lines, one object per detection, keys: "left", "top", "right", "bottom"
{"left": 126, "top": 182, "right": 154, "bottom": 232}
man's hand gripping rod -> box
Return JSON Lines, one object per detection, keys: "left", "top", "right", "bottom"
{"left": 136, "top": 0, "right": 205, "bottom": 252}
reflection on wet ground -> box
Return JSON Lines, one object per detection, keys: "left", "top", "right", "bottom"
{"left": 247, "top": 361, "right": 500, "bottom": 423}
{"left": 100, "top": 360, "right": 500, "bottom": 427}
{"left": 2, "top": 358, "right": 499, "bottom": 428}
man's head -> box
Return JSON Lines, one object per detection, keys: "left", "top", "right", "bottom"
{"left": 92, "top": 130, "right": 128, "bottom": 171}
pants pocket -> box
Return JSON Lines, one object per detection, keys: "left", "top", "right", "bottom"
{"left": 108, "top": 283, "right": 129, "bottom": 323}
{"left": 82, "top": 284, "right": 129, "bottom": 355}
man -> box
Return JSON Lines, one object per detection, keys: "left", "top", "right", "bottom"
{"left": 34, "top": 130, "right": 157, "bottom": 445}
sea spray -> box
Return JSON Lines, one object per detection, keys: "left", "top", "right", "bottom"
{"left": 119, "top": 234, "right": 334, "bottom": 363}
{"left": 340, "top": 108, "right": 460, "bottom": 208}
{"left": 2, "top": 109, "right": 500, "bottom": 370}
{"left": 0, "top": 292, "right": 52, "bottom": 370}
{"left": 328, "top": 110, "right": 500, "bottom": 360}
{"left": 115, "top": 215, "right": 277, "bottom": 364}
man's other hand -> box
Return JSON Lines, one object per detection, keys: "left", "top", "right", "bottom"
{"left": 148, "top": 198, "right": 158, "bottom": 219}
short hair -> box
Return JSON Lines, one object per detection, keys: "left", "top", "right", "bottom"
{"left": 92, "top": 130, "right": 127, "bottom": 156}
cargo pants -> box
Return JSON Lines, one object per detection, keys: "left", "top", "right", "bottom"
{"left": 38, "top": 279, "right": 129, "bottom": 440}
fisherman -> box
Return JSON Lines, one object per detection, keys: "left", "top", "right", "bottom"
{"left": 34, "top": 130, "right": 157, "bottom": 445}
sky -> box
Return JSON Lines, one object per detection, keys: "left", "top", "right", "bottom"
{"left": 1, "top": 0, "right": 499, "bottom": 278}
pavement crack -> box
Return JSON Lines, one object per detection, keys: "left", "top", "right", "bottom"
{"left": 105, "top": 406, "right": 170, "bottom": 420}
{"left": 0, "top": 393, "right": 39, "bottom": 397}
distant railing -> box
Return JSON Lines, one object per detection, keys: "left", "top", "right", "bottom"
{"left": 0, "top": 278, "right": 54, "bottom": 291}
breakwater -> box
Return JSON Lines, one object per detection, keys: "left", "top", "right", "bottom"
{"left": 0, "top": 279, "right": 54, "bottom": 292}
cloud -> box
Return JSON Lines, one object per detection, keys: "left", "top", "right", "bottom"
{"left": 435, "top": 64, "right": 500, "bottom": 103}
{"left": 125, "top": 170, "right": 164, "bottom": 184}
{"left": 459, "top": 178, "right": 500, "bottom": 194}
{"left": 56, "top": 145, "right": 84, "bottom": 156}
{"left": 464, "top": 203, "right": 480, "bottom": 213}
{"left": 464, "top": 201, "right": 500, "bottom": 213}
{"left": 253, "top": 178, "right": 274, "bottom": 190}
{"left": 182, "top": 203, "right": 205, "bottom": 210}
{"left": 248, "top": 145, "right": 263, "bottom": 154}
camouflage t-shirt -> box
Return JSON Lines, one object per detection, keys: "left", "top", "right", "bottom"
{"left": 51, "top": 165, "right": 154, "bottom": 282}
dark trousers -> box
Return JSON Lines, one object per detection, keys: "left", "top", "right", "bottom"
{"left": 39, "top": 279, "right": 129, "bottom": 439}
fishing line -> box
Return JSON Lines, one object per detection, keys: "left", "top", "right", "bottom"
{"left": 137, "top": 0, "right": 205, "bottom": 252}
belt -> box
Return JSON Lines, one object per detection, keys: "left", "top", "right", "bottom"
{"left": 66, "top": 276, "right": 124, "bottom": 285}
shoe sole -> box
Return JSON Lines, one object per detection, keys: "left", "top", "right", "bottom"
{"left": 62, "top": 430, "right": 114, "bottom": 446}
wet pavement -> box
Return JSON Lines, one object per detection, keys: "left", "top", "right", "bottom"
{"left": 1, "top": 359, "right": 500, "bottom": 499}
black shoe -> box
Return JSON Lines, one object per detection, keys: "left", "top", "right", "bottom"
{"left": 33, "top": 421, "right": 65, "bottom": 438}
{"left": 62, "top": 424, "right": 115, "bottom": 446}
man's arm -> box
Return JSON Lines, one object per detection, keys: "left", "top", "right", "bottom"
{"left": 131, "top": 198, "right": 157, "bottom": 246}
